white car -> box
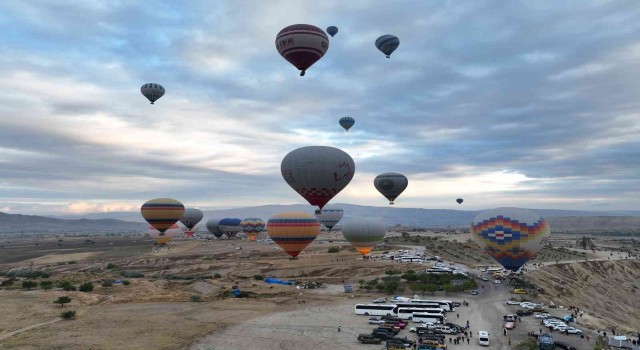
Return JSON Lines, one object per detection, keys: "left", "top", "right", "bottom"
{"left": 544, "top": 321, "right": 566, "bottom": 328}
{"left": 478, "top": 331, "right": 490, "bottom": 346}
{"left": 372, "top": 298, "right": 387, "bottom": 303}
{"left": 368, "top": 318, "right": 386, "bottom": 325}
{"left": 564, "top": 327, "right": 583, "bottom": 335}
{"left": 535, "top": 313, "right": 551, "bottom": 319}
{"left": 494, "top": 280, "right": 502, "bottom": 284}
{"left": 553, "top": 324, "right": 568, "bottom": 331}
{"left": 506, "top": 300, "right": 521, "bottom": 305}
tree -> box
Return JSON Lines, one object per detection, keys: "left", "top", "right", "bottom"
{"left": 60, "top": 310, "right": 76, "bottom": 320}
{"left": 54, "top": 296, "right": 72, "bottom": 308}
{"left": 79, "top": 282, "right": 94, "bottom": 292}
{"left": 40, "top": 280, "right": 54, "bottom": 291}
{"left": 22, "top": 280, "right": 38, "bottom": 290}
{"left": 57, "top": 280, "right": 76, "bottom": 291}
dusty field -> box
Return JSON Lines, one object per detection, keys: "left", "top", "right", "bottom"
{"left": 0, "top": 232, "right": 638, "bottom": 349}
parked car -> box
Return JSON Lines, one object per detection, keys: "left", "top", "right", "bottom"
{"left": 563, "top": 327, "right": 583, "bottom": 335}
{"left": 494, "top": 280, "right": 502, "bottom": 284}
{"left": 504, "top": 322, "right": 515, "bottom": 330}
{"left": 372, "top": 297, "right": 387, "bottom": 303}
{"left": 470, "top": 290, "right": 479, "bottom": 295}
{"left": 535, "top": 313, "right": 551, "bottom": 319}
{"left": 357, "top": 334, "right": 382, "bottom": 344}
{"left": 516, "top": 309, "right": 533, "bottom": 316}
{"left": 478, "top": 331, "right": 490, "bottom": 346}
{"left": 369, "top": 318, "right": 386, "bottom": 325}
{"left": 506, "top": 300, "right": 521, "bottom": 305}
{"left": 513, "top": 288, "right": 528, "bottom": 294}
{"left": 480, "top": 276, "right": 489, "bottom": 281}
{"left": 554, "top": 341, "right": 577, "bottom": 350}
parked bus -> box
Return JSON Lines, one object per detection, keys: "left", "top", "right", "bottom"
{"left": 409, "top": 299, "right": 455, "bottom": 311}
{"left": 398, "top": 257, "right": 424, "bottom": 263}
{"left": 412, "top": 312, "right": 446, "bottom": 324}
{"left": 426, "top": 268, "right": 453, "bottom": 275}
{"left": 397, "top": 307, "right": 446, "bottom": 320}
{"left": 396, "top": 302, "right": 441, "bottom": 310}
{"left": 354, "top": 304, "right": 398, "bottom": 316}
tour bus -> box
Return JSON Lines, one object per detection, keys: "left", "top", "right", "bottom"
{"left": 397, "top": 307, "right": 446, "bottom": 320}
{"left": 398, "top": 256, "right": 424, "bottom": 262}
{"left": 409, "top": 299, "right": 455, "bottom": 311}
{"left": 412, "top": 312, "right": 446, "bottom": 324}
{"left": 354, "top": 304, "right": 398, "bottom": 316}
{"left": 396, "top": 302, "right": 441, "bottom": 311}
{"left": 426, "top": 268, "right": 453, "bottom": 275}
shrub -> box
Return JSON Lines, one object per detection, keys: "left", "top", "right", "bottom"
{"left": 328, "top": 246, "right": 340, "bottom": 253}
{"left": 106, "top": 263, "right": 116, "bottom": 269}
{"left": 101, "top": 280, "right": 113, "bottom": 288}
{"left": 190, "top": 295, "right": 202, "bottom": 302}
{"left": 79, "top": 282, "right": 94, "bottom": 293}
{"left": 60, "top": 310, "right": 76, "bottom": 320}
{"left": 67, "top": 261, "right": 77, "bottom": 264}
{"left": 120, "top": 271, "right": 144, "bottom": 278}
{"left": 57, "top": 280, "right": 76, "bottom": 291}
{"left": 213, "top": 273, "right": 222, "bottom": 279}
{"left": 40, "top": 280, "right": 54, "bottom": 291}
{"left": 254, "top": 274, "right": 264, "bottom": 281}
{"left": 22, "top": 280, "right": 38, "bottom": 290}
{"left": 121, "top": 280, "right": 130, "bottom": 286}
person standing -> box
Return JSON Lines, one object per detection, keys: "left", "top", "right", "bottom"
{"left": 504, "top": 328, "right": 507, "bottom": 336}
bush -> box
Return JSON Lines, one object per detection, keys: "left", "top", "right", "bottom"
{"left": 1, "top": 278, "right": 16, "bottom": 287}
{"left": 120, "top": 271, "right": 144, "bottom": 278}
{"left": 213, "top": 273, "right": 222, "bottom": 279}
{"left": 101, "top": 280, "right": 113, "bottom": 288}
{"left": 60, "top": 310, "right": 76, "bottom": 320}
{"left": 67, "top": 261, "right": 77, "bottom": 264}
{"left": 328, "top": 246, "right": 340, "bottom": 253}
{"left": 57, "top": 280, "right": 76, "bottom": 291}
{"left": 190, "top": 295, "right": 202, "bottom": 302}
{"left": 22, "top": 280, "right": 38, "bottom": 290}
{"left": 253, "top": 275, "right": 264, "bottom": 281}
{"left": 121, "top": 280, "right": 130, "bottom": 286}
{"left": 106, "top": 263, "right": 116, "bottom": 269}
{"left": 79, "top": 282, "right": 94, "bottom": 292}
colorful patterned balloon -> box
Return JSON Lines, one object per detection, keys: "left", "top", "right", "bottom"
{"left": 339, "top": 116, "right": 355, "bottom": 132}
{"left": 276, "top": 24, "right": 329, "bottom": 76}
{"left": 471, "top": 208, "right": 550, "bottom": 272}
{"left": 218, "top": 218, "right": 242, "bottom": 239}
{"left": 148, "top": 224, "right": 181, "bottom": 244}
{"left": 140, "top": 198, "right": 185, "bottom": 234}
{"left": 267, "top": 212, "right": 320, "bottom": 258}
{"left": 241, "top": 218, "right": 266, "bottom": 241}
{"left": 314, "top": 204, "right": 344, "bottom": 230}
{"left": 281, "top": 146, "right": 355, "bottom": 209}
{"left": 342, "top": 218, "right": 386, "bottom": 255}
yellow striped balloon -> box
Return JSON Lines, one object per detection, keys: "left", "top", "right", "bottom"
{"left": 267, "top": 212, "right": 320, "bottom": 258}
{"left": 141, "top": 198, "right": 185, "bottom": 234}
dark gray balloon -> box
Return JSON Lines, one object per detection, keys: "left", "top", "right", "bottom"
{"left": 326, "top": 26, "right": 338, "bottom": 37}
{"left": 374, "top": 172, "right": 408, "bottom": 205}
{"left": 205, "top": 218, "right": 224, "bottom": 238}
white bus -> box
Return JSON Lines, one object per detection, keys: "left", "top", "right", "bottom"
{"left": 412, "top": 312, "right": 446, "bottom": 324}
{"left": 398, "top": 256, "right": 424, "bottom": 262}
{"left": 426, "top": 268, "right": 453, "bottom": 275}
{"left": 397, "top": 307, "right": 446, "bottom": 320}
{"left": 354, "top": 304, "right": 398, "bottom": 316}
{"left": 410, "top": 299, "right": 455, "bottom": 311}
{"left": 396, "top": 302, "right": 441, "bottom": 310}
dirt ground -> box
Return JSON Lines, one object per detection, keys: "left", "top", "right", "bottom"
{"left": 0, "top": 232, "right": 638, "bottom": 349}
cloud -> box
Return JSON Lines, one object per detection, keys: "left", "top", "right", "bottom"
{"left": 0, "top": 0, "right": 640, "bottom": 215}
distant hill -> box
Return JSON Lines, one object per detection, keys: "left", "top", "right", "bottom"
{"left": 0, "top": 212, "right": 147, "bottom": 234}
{"left": 50, "top": 204, "right": 640, "bottom": 232}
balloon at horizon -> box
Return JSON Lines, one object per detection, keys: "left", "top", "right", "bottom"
{"left": 240, "top": 218, "right": 266, "bottom": 241}
{"left": 314, "top": 205, "right": 344, "bottom": 231}
{"left": 205, "top": 218, "right": 224, "bottom": 238}
{"left": 275, "top": 24, "right": 329, "bottom": 76}
{"left": 457, "top": 198, "right": 464, "bottom": 204}
{"left": 140, "top": 198, "right": 185, "bottom": 234}
{"left": 281, "top": 146, "right": 355, "bottom": 209}
{"left": 179, "top": 208, "right": 203, "bottom": 237}
{"left": 267, "top": 212, "right": 320, "bottom": 258}
{"left": 218, "top": 218, "right": 242, "bottom": 239}
{"left": 148, "top": 224, "right": 181, "bottom": 244}
{"left": 342, "top": 217, "right": 386, "bottom": 255}
{"left": 470, "top": 207, "right": 550, "bottom": 272}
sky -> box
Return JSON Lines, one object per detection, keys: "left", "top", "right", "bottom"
{"left": 1, "top": 0, "right": 640, "bottom": 216}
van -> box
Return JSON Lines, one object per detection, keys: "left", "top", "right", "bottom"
{"left": 478, "top": 331, "right": 490, "bottom": 346}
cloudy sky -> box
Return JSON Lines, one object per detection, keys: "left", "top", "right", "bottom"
{"left": 1, "top": 0, "right": 639, "bottom": 216}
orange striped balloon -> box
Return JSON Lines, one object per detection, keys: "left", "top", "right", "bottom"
{"left": 141, "top": 198, "right": 185, "bottom": 233}
{"left": 267, "top": 212, "right": 320, "bottom": 258}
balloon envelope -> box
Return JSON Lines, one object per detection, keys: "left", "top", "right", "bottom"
{"left": 471, "top": 207, "right": 550, "bottom": 272}
{"left": 339, "top": 116, "right": 355, "bottom": 131}
{"left": 140, "top": 198, "right": 185, "bottom": 233}
{"left": 326, "top": 26, "right": 338, "bottom": 37}
{"left": 281, "top": 146, "right": 355, "bottom": 209}
{"left": 342, "top": 218, "right": 386, "bottom": 255}
{"left": 180, "top": 208, "right": 203, "bottom": 230}
{"left": 140, "top": 83, "right": 165, "bottom": 104}
{"left": 375, "top": 35, "right": 400, "bottom": 58}
{"left": 457, "top": 198, "right": 464, "bottom": 204}
{"left": 241, "top": 218, "right": 266, "bottom": 241}
{"left": 205, "top": 218, "right": 224, "bottom": 238}
{"left": 148, "top": 224, "right": 181, "bottom": 244}
{"left": 314, "top": 205, "right": 344, "bottom": 230}
{"left": 276, "top": 24, "right": 329, "bottom": 76}
{"left": 267, "top": 212, "right": 320, "bottom": 258}
{"left": 218, "top": 218, "right": 242, "bottom": 238}
{"left": 374, "top": 173, "right": 408, "bottom": 204}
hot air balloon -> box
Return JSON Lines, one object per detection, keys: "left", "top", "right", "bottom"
{"left": 275, "top": 24, "right": 329, "bottom": 76}
{"left": 375, "top": 35, "right": 400, "bottom": 58}
{"left": 326, "top": 26, "right": 338, "bottom": 37}
{"left": 140, "top": 83, "right": 165, "bottom": 104}
{"left": 218, "top": 218, "right": 242, "bottom": 239}
{"left": 374, "top": 173, "right": 408, "bottom": 205}
{"left": 471, "top": 207, "right": 550, "bottom": 272}
{"left": 314, "top": 205, "right": 344, "bottom": 231}
{"left": 179, "top": 208, "right": 203, "bottom": 237}
{"left": 281, "top": 146, "right": 355, "bottom": 209}
{"left": 241, "top": 218, "right": 266, "bottom": 241}
{"left": 148, "top": 224, "right": 181, "bottom": 244}
{"left": 140, "top": 198, "right": 185, "bottom": 234}
{"left": 342, "top": 218, "right": 386, "bottom": 255}
{"left": 205, "top": 218, "right": 224, "bottom": 239}
{"left": 339, "top": 116, "right": 355, "bottom": 132}
{"left": 267, "top": 212, "right": 320, "bottom": 258}
{"left": 456, "top": 198, "right": 464, "bottom": 204}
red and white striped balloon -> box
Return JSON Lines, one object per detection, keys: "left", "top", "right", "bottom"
{"left": 275, "top": 24, "right": 329, "bottom": 76}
